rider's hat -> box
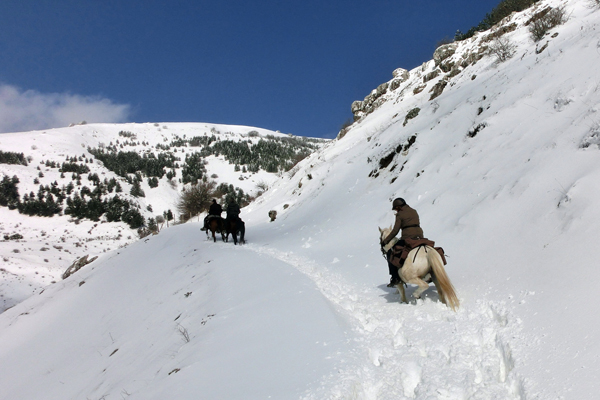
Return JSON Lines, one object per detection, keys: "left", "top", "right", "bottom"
{"left": 392, "top": 198, "right": 406, "bottom": 210}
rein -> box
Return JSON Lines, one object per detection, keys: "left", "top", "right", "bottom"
{"left": 379, "top": 240, "right": 388, "bottom": 259}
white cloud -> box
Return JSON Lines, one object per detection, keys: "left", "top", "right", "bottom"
{"left": 0, "top": 84, "right": 131, "bottom": 134}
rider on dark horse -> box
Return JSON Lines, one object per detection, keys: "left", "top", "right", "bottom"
{"left": 226, "top": 199, "right": 241, "bottom": 225}
{"left": 226, "top": 198, "right": 245, "bottom": 243}
{"left": 203, "top": 199, "right": 223, "bottom": 231}
{"left": 381, "top": 198, "right": 424, "bottom": 287}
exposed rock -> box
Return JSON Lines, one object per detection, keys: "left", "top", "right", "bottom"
{"left": 440, "top": 60, "right": 455, "bottom": 73}
{"left": 62, "top": 255, "right": 98, "bottom": 280}
{"left": 352, "top": 82, "right": 390, "bottom": 120}
{"left": 423, "top": 69, "right": 441, "bottom": 83}
{"left": 392, "top": 68, "right": 410, "bottom": 81}
{"left": 403, "top": 108, "right": 421, "bottom": 126}
{"left": 447, "top": 67, "right": 462, "bottom": 78}
{"left": 373, "top": 97, "right": 387, "bottom": 110}
{"left": 268, "top": 210, "right": 277, "bottom": 222}
{"left": 536, "top": 42, "right": 549, "bottom": 54}
{"left": 482, "top": 23, "right": 518, "bottom": 42}
{"left": 433, "top": 43, "right": 458, "bottom": 66}
{"left": 363, "top": 91, "right": 377, "bottom": 104}
{"left": 413, "top": 84, "right": 427, "bottom": 95}
{"left": 376, "top": 82, "right": 389, "bottom": 96}
{"left": 429, "top": 79, "right": 448, "bottom": 100}
{"left": 351, "top": 100, "right": 364, "bottom": 114}
{"left": 460, "top": 47, "right": 487, "bottom": 68}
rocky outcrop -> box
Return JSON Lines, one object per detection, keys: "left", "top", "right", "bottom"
{"left": 350, "top": 68, "right": 413, "bottom": 122}
{"left": 351, "top": 82, "right": 390, "bottom": 119}
{"left": 429, "top": 79, "right": 449, "bottom": 100}
{"left": 62, "top": 255, "right": 98, "bottom": 279}
{"left": 433, "top": 43, "right": 458, "bottom": 66}
{"left": 392, "top": 68, "right": 410, "bottom": 80}
{"left": 433, "top": 43, "right": 459, "bottom": 73}
{"left": 390, "top": 68, "right": 410, "bottom": 91}
{"left": 423, "top": 69, "right": 441, "bottom": 83}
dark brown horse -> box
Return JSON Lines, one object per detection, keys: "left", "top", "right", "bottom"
{"left": 224, "top": 218, "right": 245, "bottom": 245}
{"left": 206, "top": 217, "right": 225, "bottom": 242}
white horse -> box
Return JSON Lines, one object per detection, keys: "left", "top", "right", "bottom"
{"left": 379, "top": 227, "right": 459, "bottom": 311}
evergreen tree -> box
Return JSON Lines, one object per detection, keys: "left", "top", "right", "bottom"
{"left": 122, "top": 208, "right": 144, "bottom": 229}
{"left": 147, "top": 217, "right": 158, "bottom": 233}
{"left": 148, "top": 176, "right": 159, "bottom": 188}
{"left": 130, "top": 180, "right": 145, "bottom": 197}
{"left": 64, "top": 192, "right": 87, "bottom": 218}
{"left": 104, "top": 195, "right": 126, "bottom": 222}
{"left": 0, "top": 175, "right": 20, "bottom": 209}
{"left": 0, "top": 151, "right": 28, "bottom": 166}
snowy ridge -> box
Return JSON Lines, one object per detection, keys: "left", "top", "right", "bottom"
{"left": 2, "top": 0, "right": 600, "bottom": 398}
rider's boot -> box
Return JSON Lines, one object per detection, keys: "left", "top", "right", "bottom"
{"left": 387, "top": 276, "right": 401, "bottom": 287}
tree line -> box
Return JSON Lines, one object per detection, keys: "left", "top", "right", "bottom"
{"left": 0, "top": 174, "right": 145, "bottom": 229}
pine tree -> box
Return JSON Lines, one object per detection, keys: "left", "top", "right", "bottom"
{"left": 130, "top": 180, "right": 145, "bottom": 197}
{"left": 0, "top": 175, "right": 20, "bottom": 209}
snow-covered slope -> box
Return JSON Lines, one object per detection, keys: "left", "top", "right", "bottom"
{"left": 0, "top": 122, "right": 325, "bottom": 311}
{"left": 1, "top": 0, "right": 600, "bottom": 398}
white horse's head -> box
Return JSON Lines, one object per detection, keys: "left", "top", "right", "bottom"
{"left": 378, "top": 226, "right": 393, "bottom": 241}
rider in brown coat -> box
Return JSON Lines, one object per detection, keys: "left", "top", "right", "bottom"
{"left": 382, "top": 198, "right": 424, "bottom": 286}
{"left": 382, "top": 198, "right": 424, "bottom": 245}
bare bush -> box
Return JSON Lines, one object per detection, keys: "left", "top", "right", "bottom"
{"left": 177, "top": 325, "right": 190, "bottom": 343}
{"left": 435, "top": 37, "right": 454, "bottom": 49}
{"left": 488, "top": 36, "right": 516, "bottom": 62}
{"left": 529, "top": 6, "right": 567, "bottom": 41}
{"left": 176, "top": 180, "right": 216, "bottom": 222}
{"left": 255, "top": 181, "right": 269, "bottom": 192}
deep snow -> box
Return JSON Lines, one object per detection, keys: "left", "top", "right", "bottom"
{"left": 2, "top": 0, "right": 600, "bottom": 398}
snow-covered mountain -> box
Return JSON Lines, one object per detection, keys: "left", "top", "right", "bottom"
{"left": 0, "top": 122, "right": 326, "bottom": 310}
{"left": 2, "top": 0, "right": 600, "bottom": 398}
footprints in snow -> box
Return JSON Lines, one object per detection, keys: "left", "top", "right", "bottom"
{"left": 245, "top": 244, "right": 522, "bottom": 399}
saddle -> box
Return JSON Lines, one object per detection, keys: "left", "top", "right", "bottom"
{"left": 388, "top": 237, "right": 447, "bottom": 268}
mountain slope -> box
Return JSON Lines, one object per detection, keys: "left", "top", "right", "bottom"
{"left": 0, "top": 122, "right": 325, "bottom": 311}
{"left": 1, "top": 0, "right": 600, "bottom": 398}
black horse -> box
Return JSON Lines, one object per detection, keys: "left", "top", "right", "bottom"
{"left": 206, "top": 217, "right": 225, "bottom": 242}
{"left": 224, "top": 218, "right": 245, "bottom": 245}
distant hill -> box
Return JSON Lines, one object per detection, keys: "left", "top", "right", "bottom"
{"left": 0, "top": 122, "right": 326, "bottom": 309}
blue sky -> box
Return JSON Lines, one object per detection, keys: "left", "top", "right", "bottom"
{"left": 0, "top": 0, "right": 501, "bottom": 138}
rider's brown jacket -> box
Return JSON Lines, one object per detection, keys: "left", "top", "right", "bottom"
{"left": 383, "top": 204, "right": 424, "bottom": 244}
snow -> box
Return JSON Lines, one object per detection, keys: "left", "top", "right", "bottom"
{"left": 2, "top": 0, "right": 600, "bottom": 398}
{"left": 0, "top": 122, "right": 317, "bottom": 311}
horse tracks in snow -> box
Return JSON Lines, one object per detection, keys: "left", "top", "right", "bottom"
{"left": 244, "top": 243, "right": 526, "bottom": 400}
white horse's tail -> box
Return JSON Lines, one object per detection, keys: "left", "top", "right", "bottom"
{"left": 427, "top": 248, "right": 460, "bottom": 311}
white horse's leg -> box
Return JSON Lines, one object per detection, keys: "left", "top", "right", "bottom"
{"left": 410, "top": 278, "right": 430, "bottom": 299}
{"left": 396, "top": 283, "right": 408, "bottom": 303}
